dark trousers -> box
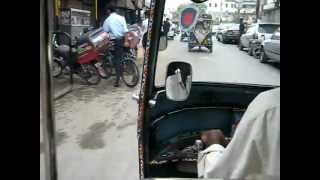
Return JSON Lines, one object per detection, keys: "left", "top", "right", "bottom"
{"left": 238, "top": 32, "right": 244, "bottom": 45}
{"left": 113, "top": 38, "right": 124, "bottom": 84}
{"left": 142, "top": 32, "right": 147, "bottom": 50}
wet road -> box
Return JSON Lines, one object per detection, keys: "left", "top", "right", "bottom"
{"left": 40, "top": 36, "right": 280, "bottom": 180}
{"left": 41, "top": 71, "right": 141, "bottom": 180}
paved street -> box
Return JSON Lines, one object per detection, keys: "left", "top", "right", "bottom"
{"left": 156, "top": 36, "right": 279, "bottom": 87}
{"left": 41, "top": 80, "right": 141, "bottom": 180}
{"left": 40, "top": 36, "right": 279, "bottom": 180}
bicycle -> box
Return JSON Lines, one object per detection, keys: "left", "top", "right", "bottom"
{"left": 99, "top": 42, "right": 140, "bottom": 88}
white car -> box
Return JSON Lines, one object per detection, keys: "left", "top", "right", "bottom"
{"left": 167, "top": 27, "right": 175, "bottom": 40}
{"left": 260, "top": 28, "right": 280, "bottom": 63}
{"left": 239, "top": 23, "right": 280, "bottom": 51}
{"left": 211, "top": 25, "right": 222, "bottom": 35}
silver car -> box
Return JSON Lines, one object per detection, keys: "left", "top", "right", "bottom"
{"left": 260, "top": 28, "right": 280, "bottom": 63}
{"left": 239, "top": 23, "right": 280, "bottom": 51}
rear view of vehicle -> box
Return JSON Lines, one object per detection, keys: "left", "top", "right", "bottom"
{"left": 219, "top": 24, "right": 240, "bottom": 44}
{"left": 168, "top": 27, "right": 175, "bottom": 40}
{"left": 188, "top": 14, "right": 213, "bottom": 53}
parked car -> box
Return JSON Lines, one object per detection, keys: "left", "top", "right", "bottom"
{"left": 215, "top": 24, "right": 230, "bottom": 40}
{"left": 260, "top": 28, "right": 280, "bottom": 63}
{"left": 216, "top": 24, "right": 237, "bottom": 40}
{"left": 239, "top": 23, "right": 280, "bottom": 51}
{"left": 167, "top": 27, "right": 175, "bottom": 40}
{"left": 216, "top": 24, "right": 240, "bottom": 44}
{"left": 211, "top": 25, "right": 222, "bottom": 35}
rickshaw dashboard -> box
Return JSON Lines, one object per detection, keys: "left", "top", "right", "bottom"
{"left": 150, "top": 108, "right": 245, "bottom": 164}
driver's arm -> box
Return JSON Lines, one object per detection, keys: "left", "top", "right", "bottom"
{"left": 197, "top": 88, "right": 280, "bottom": 179}
{"left": 198, "top": 143, "right": 225, "bottom": 178}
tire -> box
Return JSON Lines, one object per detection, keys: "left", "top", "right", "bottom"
{"left": 260, "top": 47, "right": 268, "bottom": 63}
{"left": 52, "top": 59, "right": 63, "bottom": 78}
{"left": 121, "top": 59, "right": 140, "bottom": 87}
{"left": 222, "top": 38, "right": 226, "bottom": 44}
{"left": 238, "top": 42, "right": 244, "bottom": 51}
{"left": 188, "top": 43, "right": 192, "bottom": 52}
{"left": 83, "top": 64, "right": 101, "bottom": 85}
{"left": 248, "top": 43, "right": 253, "bottom": 56}
{"left": 253, "top": 46, "right": 261, "bottom": 59}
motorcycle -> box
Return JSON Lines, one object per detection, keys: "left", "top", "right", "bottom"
{"left": 180, "top": 30, "right": 190, "bottom": 42}
{"left": 52, "top": 29, "right": 108, "bottom": 85}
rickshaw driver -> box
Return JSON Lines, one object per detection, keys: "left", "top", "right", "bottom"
{"left": 198, "top": 88, "right": 280, "bottom": 179}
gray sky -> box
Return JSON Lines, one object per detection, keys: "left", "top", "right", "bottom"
{"left": 165, "top": 0, "right": 191, "bottom": 11}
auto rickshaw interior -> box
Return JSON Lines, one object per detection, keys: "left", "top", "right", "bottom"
{"left": 142, "top": 0, "right": 277, "bottom": 178}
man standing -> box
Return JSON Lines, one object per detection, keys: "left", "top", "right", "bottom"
{"left": 103, "top": 7, "right": 128, "bottom": 87}
{"left": 238, "top": 18, "right": 245, "bottom": 45}
{"left": 163, "top": 18, "right": 171, "bottom": 39}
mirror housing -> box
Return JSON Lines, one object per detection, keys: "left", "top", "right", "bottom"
{"left": 159, "top": 32, "right": 168, "bottom": 51}
{"left": 191, "top": 0, "right": 208, "bottom": 3}
{"left": 165, "top": 62, "right": 192, "bottom": 101}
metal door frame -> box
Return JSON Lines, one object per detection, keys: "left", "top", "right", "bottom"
{"left": 40, "top": 0, "right": 58, "bottom": 179}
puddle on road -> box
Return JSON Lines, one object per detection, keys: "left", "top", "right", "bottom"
{"left": 56, "top": 131, "right": 68, "bottom": 145}
{"left": 77, "top": 122, "right": 114, "bottom": 150}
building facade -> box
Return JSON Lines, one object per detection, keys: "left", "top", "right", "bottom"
{"left": 238, "top": 0, "right": 256, "bottom": 24}
{"left": 205, "top": 0, "right": 238, "bottom": 23}
{"left": 55, "top": 0, "right": 144, "bottom": 28}
{"left": 259, "top": 0, "right": 280, "bottom": 23}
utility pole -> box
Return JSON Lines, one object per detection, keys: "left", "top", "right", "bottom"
{"left": 256, "top": 0, "right": 260, "bottom": 23}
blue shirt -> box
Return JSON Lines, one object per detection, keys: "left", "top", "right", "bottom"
{"left": 103, "top": 13, "right": 128, "bottom": 39}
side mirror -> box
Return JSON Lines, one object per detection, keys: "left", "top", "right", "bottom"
{"left": 159, "top": 33, "right": 168, "bottom": 51}
{"left": 191, "top": 0, "right": 208, "bottom": 3}
{"left": 165, "top": 62, "right": 192, "bottom": 101}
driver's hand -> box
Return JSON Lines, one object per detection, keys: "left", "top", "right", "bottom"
{"left": 201, "top": 129, "right": 227, "bottom": 147}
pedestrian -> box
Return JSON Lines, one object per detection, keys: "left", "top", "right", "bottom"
{"left": 198, "top": 88, "right": 280, "bottom": 179}
{"left": 103, "top": 7, "right": 128, "bottom": 87}
{"left": 163, "top": 18, "right": 171, "bottom": 39}
{"left": 238, "top": 18, "right": 245, "bottom": 46}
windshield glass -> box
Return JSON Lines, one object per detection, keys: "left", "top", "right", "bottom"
{"left": 258, "top": 24, "right": 280, "bottom": 33}
{"left": 154, "top": 0, "right": 280, "bottom": 87}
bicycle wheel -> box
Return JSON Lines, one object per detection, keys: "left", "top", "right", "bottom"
{"left": 100, "top": 55, "right": 113, "bottom": 80}
{"left": 52, "top": 59, "right": 63, "bottom": 78}
{"left": 83, "top": 64, "right": 101, "bottom": 85}
{"left": 121, "top": 59, "right": 140, "bottom": 87}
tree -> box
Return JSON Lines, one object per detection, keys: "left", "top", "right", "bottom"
{"left": 192, "top": 3, "right": 208, "bottom": 14}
